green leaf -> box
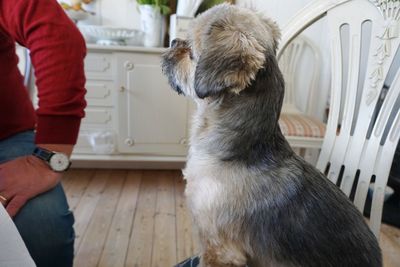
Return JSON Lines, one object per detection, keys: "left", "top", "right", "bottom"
{"left": 136, "top": 0, "right": 171, "bottom": 14}
{"left": 160, "top": 5, "right": 171, "bottom": 15}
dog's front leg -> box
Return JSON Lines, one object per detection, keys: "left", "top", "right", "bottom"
{"left": 199, "top": 242, "right": 247, "bottom": 267}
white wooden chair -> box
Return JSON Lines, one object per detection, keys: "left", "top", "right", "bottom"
{"left": 278, "top": 35, "right": 325, "bottom": 163}
{"left": 278, "top": 0, "right": 400, "bottom": 238}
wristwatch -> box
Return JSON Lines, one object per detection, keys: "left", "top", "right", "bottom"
{"left": 32, "top": 147, "right": 71, "bottom": 172}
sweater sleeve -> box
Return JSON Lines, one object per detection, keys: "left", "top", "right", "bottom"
{"left": 0, "top": 0, "right": 87, "bottom": 144}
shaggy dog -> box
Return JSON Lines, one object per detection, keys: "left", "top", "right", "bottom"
{"left": 162, "top": 4, "right": 382, "bottom": 267}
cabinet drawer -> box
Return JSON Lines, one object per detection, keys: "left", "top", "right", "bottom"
{"left": 85, "top": 53, "right": 114, "bottom": 80}
{"left": 85, "top": 81, "right": 114, "bottom": 107}
{"left": 82, "top": 107, "right": 114, "bottom": 127}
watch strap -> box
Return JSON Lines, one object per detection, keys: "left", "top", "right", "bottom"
{"left": 32, "top": 147, "right": 54, "bottom": 162}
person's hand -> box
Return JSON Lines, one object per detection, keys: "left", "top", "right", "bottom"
{"left": 0, "top": 156, "right": 61, "bottom": 217}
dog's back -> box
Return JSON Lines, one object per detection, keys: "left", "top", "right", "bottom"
{"left": 244, "top": 156, "right": 382, "bottom": 267}
{"left": 205, "top": 60, "right": 382, "bottom": 267}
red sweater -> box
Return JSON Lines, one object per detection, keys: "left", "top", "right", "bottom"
{"left": 0, "top": 0, "right": 86, "bottom": 144}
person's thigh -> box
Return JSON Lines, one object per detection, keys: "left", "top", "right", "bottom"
{"left": 0, "top": 131, "right": 37, "bottom": 163}
{"left": 14, "top": 184, "right": 74, "bottom": 267}
{"left": 0, "top": 131, "right": 75, "bottom": 267}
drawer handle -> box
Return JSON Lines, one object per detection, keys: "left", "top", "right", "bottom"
{"left": 124, "top": 61, "right": 134, "bottom": 70}
{"left": 180, "top": 138, "right": 188, "bottom": 145}
{"left": 125, "top": 138, "right": 134, "bottom": 146}
{"left": 105, "top": 114, "right": 112, "bottom": 123}
{"left": 120, "top": 86, "right": 126, "bottom": 92}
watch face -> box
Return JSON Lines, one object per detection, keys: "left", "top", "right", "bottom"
{"left": 49, "top": 153, "right": 70, "bottom": 172}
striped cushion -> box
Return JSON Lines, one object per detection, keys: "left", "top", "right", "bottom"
{"left": 279, "top": 113, "right": 326, "bottom": 138}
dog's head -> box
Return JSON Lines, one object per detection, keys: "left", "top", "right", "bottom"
{"left": 162, "top": 3, "right": 280, "bottom": 100}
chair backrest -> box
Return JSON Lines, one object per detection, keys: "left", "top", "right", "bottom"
{"left": 278, "top": 0, "right": 400, "bottom": 238}
{"left": 279, "top": 35, "right": 321, "bottom": 115}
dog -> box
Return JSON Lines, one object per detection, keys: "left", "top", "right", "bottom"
{"left": 162, "top": 4, "right": 382, "bottom": 267}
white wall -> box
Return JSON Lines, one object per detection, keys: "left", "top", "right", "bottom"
{"left": 94, "top": 0, "right": 141, "bottom": 29}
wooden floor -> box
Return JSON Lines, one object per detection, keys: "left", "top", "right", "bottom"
{"left": 62, "top": 169, "right": 400, "bottom": 267}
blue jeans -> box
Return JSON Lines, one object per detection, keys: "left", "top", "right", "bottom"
{"left": 0, "top": 131, "right": 74, "bottom": 267}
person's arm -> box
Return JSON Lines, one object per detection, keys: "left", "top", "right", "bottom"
{"left": 0, "top": 0, "right": 87, "bottom": 144}
{"left": 0, "top": 144, "right": 74, "bottom": 218}
{"left": 0, "top": 0, "right": 86, "bottom": 217}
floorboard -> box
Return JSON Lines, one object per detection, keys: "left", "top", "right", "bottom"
{"left": 98, "top": 171, "right": 142, "bottom": 267}
{"left": 73, "top": 170, "right": 126, "bottom": 267}
{"left": 124, "top": 171, "right": 159, "bottom": 267}
{"left": 73, "top": 170, "right": 111, "bottom": 252}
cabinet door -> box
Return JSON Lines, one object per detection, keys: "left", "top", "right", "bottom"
{"left": 116, "top": 52, "right": 189, "bottom": 156}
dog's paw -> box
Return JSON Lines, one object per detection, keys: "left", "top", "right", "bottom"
{"left": 202, "top": 245, "right": 247, "bottom": 267}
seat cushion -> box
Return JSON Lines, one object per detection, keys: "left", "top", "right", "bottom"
{"left": 279, "top": 113, "right": 326, "bottom": 138}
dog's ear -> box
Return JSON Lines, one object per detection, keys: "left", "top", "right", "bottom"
{"left": 194, "top": 19, "right": 266, "bottom": 99}
{"left": 259, "top": 17, "right": 281, "bottom": 53}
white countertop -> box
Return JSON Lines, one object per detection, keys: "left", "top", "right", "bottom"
{"left": 86, "top": 43, "right": 167, "bottom": 53}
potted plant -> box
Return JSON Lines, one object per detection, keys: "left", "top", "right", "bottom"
{"left": 137, "top": 0, "right": 170, "bottom": 47}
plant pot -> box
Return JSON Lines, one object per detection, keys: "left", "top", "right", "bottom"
{"left": 139, "top": 5, "right": 165, "bottom": 47}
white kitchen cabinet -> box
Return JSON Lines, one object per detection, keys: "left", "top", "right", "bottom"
{"left": 72, "top": 45, "right": 189, "bottom": 167}
{"left": 115, "top": 53, "right": 189, "bottom": 156}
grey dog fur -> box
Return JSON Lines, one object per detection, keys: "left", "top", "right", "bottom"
{"left": 162, "top": 4, "right": 382, "bottom": 267}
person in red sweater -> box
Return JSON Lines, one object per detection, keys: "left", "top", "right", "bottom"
{"left": 0, "top": 0, "right": 86, "bottom": 266}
